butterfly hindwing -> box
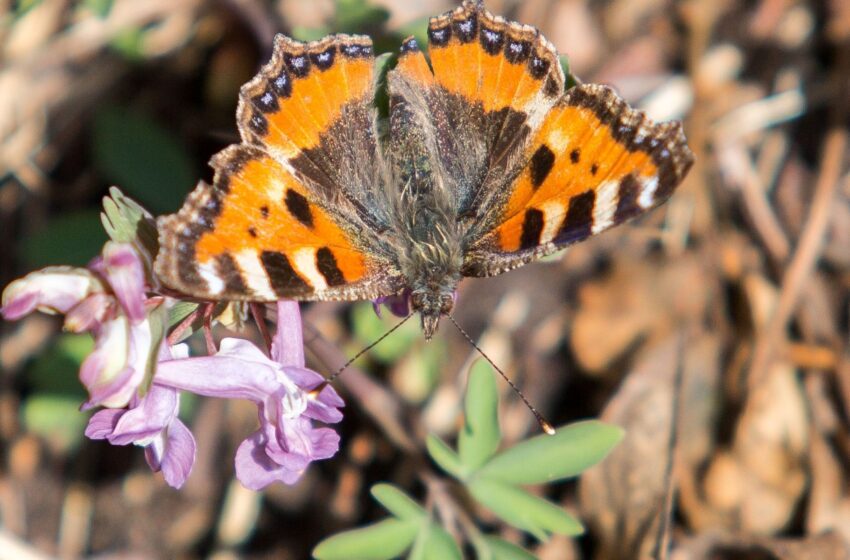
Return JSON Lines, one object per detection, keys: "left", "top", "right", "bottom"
{"left": 156, "top": 35, "right": 403, "bottom": 301}
{"left": 463, "top": 83, "right": 695, "bottom": 277}
{"left": 156, "top": 146, "right": 402, "bottom": 301}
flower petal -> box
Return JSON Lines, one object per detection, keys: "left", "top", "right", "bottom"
{"left": 1, "top": 267, "right": 103, "bottom": 320}
{"left": 84, "top": 409, "right": 124, "bottom": 439}
{"left": 373, "top": 291, "right": 411, "bottom": 319}
{"left": 81, "top": 316, "right": 152, "bottom": 409}
{"left": 235, "top": 431, "right": 303, "bottom": 489}
{"left": 99, "top": 242, "right": 147, "bottom": 323}
{"left": 308, "top": 427, "right": 341, "bottom": 460}
{"left": 64, "top": 293, "right": 113, "bottom": 333}
{"left": 155, "top": 338, "right": 282, "bottom": 401}
{"left": 156, "top": 419, "right": 196, "bottom": 489}
{"left": 271, "top": 301, "right": 304, "bottom": 367}
{"left": 108, "top": 385, "right": 178, "bottom": 445}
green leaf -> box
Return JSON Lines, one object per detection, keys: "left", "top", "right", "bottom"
{"left": 334, "top": 0, "right": 390, "bottom": 33}
{"left": 291, "top": 26, "right": 331, "bottom": 42}
{"left": 84, "top": 0, "right": 114, "bottom": 17}
{"left": 480, "top": 536, "right": 536, "bottom": 560}
{"left": 101, "top": 187, "right": 158, "bottom": 262}
{"left": 139, "top": 302, "right": 167, "bottom": 396}
{"left": 28, "top": 333, "right": 92, "bottom": 399}
{"left": 468, "top": 478, "right": 583, "bottom": 540}
{"left": 396, "top": 16, "right": 430, "bottom": 51}
{"left": 559, "top": 55, "right": 579, "bottom": 91}
{"left": 351, "top": 302, "right": 418, "bottom": 363}
{"left": 110, "top": 27, "right": 146, "bottom": 60}
{"left": 23, "top": 210, "right": 107, "bottom": 268}
{"left": 22, "top": 395, "right": 88, "bottom": 453}
{"left": 459, "top": 360, "right": 501, "bottom": 471}
{"left": 14, "top": 0, "right": 43, "bottom": 16}
{"left": 426, "top": 434, "right": 464, "bottom": 478}
{"left": 372, "top": 484, "right": 425, "bottom": 520}
{"left": 168, "top": 301, "right": 199, "bottom": 328}
{"left": 478, "top": 420, "right": 623, "bottom": 484}
{"left": 373, "top": 52, "right": 397, "bottom": 122}
{"left": 92, "top": 107, "right": 195, "bottom": 213}
{"left": 409, "top": 523, "right": 462, "bottom": 560}
{"left": 313, "top": 518, "right": 418, "bottom": 560}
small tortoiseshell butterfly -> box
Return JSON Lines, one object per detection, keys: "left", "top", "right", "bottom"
{"left": 155, "top": 1, "right": 694, "bottom": 339}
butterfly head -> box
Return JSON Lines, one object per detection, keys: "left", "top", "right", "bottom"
{"left": 410, "top": 288, "right": 455, "bottom": 340}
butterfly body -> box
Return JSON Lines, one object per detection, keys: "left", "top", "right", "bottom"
{"left": 155, "top": 1, "right": 694, "bottom": 338}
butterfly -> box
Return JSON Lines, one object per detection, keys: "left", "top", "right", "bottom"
{"left": 155, "top": 0, "right": 694, "bottom": 339}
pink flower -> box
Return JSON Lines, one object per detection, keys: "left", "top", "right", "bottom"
{"left": 85, "top": 344, "right": 196, "bottom": 489}
{"left": 373, "top": 291, "right": 411, "bottom": 319}
{"left": 1, "top": 267, "right": 104, "bottom": 321}
{"left": 155, "top": 301, "right": 343, "bottom": 489}
{"left": 2, "top": 242, "right": 156, "bottom": 409}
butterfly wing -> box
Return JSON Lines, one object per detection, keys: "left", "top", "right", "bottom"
{"left": 387, "top": 1, "right": 564, "bottom": 218}
{"left": 156, "top": 35, "right": 403, "bottom": 301}
{"left": 462, "top": 83, "right": 694, "bottom": 277}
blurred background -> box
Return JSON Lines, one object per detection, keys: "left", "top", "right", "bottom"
{"left": 1, "top": 0, "right": 849, "bottom": 558}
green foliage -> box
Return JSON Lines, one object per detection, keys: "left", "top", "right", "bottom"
{"left": 409, "top": 523, "right": 461, "bottom": 560}
{"left": 13, "top": 0, "right": 43, "bottom": 17}
{"left": 351, "top": 303, "right": 419, "bottom": 363}
{"left": 560, "top": 55, "right": 580, "bottom": 90}
{"left": 425, "top": 434, "right": 464, "bottom": 478}
{"left": 101, "top": 187, "right": 159, "bottom": 266}
{"left": 83, "top": 0, "right": 114, "bottom": 18}
{"left": 313, "top": 518, "right": 420, "bottom": 560}
{"left": 23, "top": 333, "right": 94, "bottom": 453}
{"left": 28, "top": 334, "right": 92, "bottom": 399}
{"left": 427, "top": 361, "right": 621, "bottom": 544}
{"left": 293, "top": 0, "right": 426, "bottom": 57}
{"left": 478, "top": 536, "right": 537, "bottom": 560}
{"left": 334, "top": 0, "right": 390, "bottom": 33}
{"left": 139, "top": 302, "right": 167, "bottom": 396}
{"left": 477, "top": 421, "right": 623, "bottom": 485}
{"left": 396, "top": 17, "right": 430, "bottom": 50}
{"left": 467, "top": 478, "right": 583, "bottom": 540}
{"left": 110, "top": 27, "right": 147, "bottom": 60}
{"left": 167, "top": 301, "right": 199, "bottom": 329}
{"left": 23, "top": 210, "right": 107, "bottom": 268}
{"left": 372, "top": 484, "right": 426, "bottom": 520}
{"left": 458, "top": 360, "right": 501, "bottom": 470}
{"left": 313, "top": 484, "right": 460, "bottom": 560}
{"left": 92, "top": 107, "right": 195, "bottom": 213}
{"left": 22, "top": 395, "right": 89, "bottom": 453}
{"left": 316, "top": 361, "right": 622, "bottom": 557}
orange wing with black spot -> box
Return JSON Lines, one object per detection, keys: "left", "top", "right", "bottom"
{"left": 156, "top": 35, "right": 401, "bottom": 301}
{"left": 387, "top": 1, "right": 565, "bottom": 216}
{"left": 463, "top": 84, "right": 694, "bottom": 277}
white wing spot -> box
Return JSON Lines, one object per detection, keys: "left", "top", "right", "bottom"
{"left": 234, "top": 250, "right": 275, "bottom": 299}
{"left": 539, "top": 201, "right": 565, "bottom": 244}
{"left": 592, "top": 180, "right": 619, "bottom": 233}
{"left": 546, "top": 129, "right": 571, "bottom": 152}
{"left": 292, "top": 248, "right": 327, "bottom": 290}
{"left": 198, "top": 261, "right": 224, "bottom": 295}
{"left": 638, "top": 176, "right": 659, "bottom": 208}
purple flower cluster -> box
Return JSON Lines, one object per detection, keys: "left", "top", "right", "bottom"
{"left": 1, "top": 243, "right": 343, "bottom": 489}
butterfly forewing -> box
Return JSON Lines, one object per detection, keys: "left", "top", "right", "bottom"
{"left": 156, "top": 35, "right": 402, "bottom": 301}
{"left": 462, "top": 83, "right": 694, "bottom": 277}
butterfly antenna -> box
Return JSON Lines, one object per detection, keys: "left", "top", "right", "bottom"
{"left": 321, "top": 311, "right": 414, "bottom": 386}
{"left": 447, "top": 314, "right": 555, "bottom": 435}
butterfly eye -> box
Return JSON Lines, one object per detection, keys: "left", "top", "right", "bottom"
{"left": 410, "top": 292, "right": 425, "bottom": 309}
{"left": 440, "top": 294, "right": 454, "bottom": 313}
